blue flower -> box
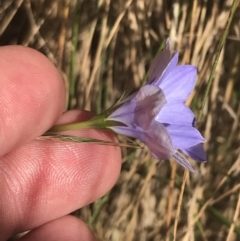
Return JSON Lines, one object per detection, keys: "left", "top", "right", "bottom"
{"left": 107, "top": 40, "right": 206, "bottom": 172}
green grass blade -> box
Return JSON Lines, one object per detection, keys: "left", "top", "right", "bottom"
{"left": 199, "top": 0, "right": 239, "bottom": 121}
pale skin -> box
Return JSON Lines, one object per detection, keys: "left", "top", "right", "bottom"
{"left": 0, "top": 46, "right": 121, "bottom": 241}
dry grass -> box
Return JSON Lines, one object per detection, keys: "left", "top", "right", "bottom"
{"left": 1, "top": 0, "right": 240, "bottom": 240}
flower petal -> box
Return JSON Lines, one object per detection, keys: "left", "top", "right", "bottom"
{"left": 109, "top": 85, "right": 166, "bottom": 129}
{"left": 164, "top": 125, "right": 205, "bottom": 150}
{"left": 134, "top": 85, "right": 166, "bottom": 129}
{"left": 148, "top": 48, "right": 171, "bottom": 84}
{"left": 157, "top": 102, "right": 196, "bottom": 126}
{"left": 154, "top": 52, "right": 179, "bottom": 86}
{"left": 143, "top": 120, "right": 174, "bottom": 160}
{"left": 172, "top": 151, "right": 196, "bottom": 172}
{"left": 183, "top": 144, "right": 206, "bottom": 162}
{"left": 158, "top": 65, "right": 197, "bottom": 101}
{"left": 108, "top": 99, "right": 136, "bottom": 125}
{"left": 109, "top": 125, "right": 145, "bottom": 140}
{"left": 111, "top": 120, "right": 174, "bottom": 161}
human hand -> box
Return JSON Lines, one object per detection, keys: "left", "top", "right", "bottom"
{"left": 0, "top": 46, "right": 121, "bottom": 241}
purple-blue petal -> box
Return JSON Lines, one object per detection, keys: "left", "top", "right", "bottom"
{"left": 108, "top": 99, "right": 136, "bottom": 125}
{"left": 164, "top": 125, "right": 205, "bottom": 150}
{"left": 158, "top": 65, "right": 197, "bottom": 101}
{"left": 157, "top": 102, "right": 196, "bottom": 126}
{"left": 111, "top": 120, "right": 174, "bottom": 161}
{"left": 109, "top": 85, "right": 166, "bottom": 129}
{"left": 109, "top": 126, "right": 145, "bottom": 140}
{"left": 182, "top": 144, "right": 206, "bottom": 162}
{"left": 134, "top": 85, "right": 166, "bottom": 129}
{"left": 154, "top": 52, "right": 179, "bottom": 86}
{"left": 148, "top": 48, "right": 171, "bottom": 84}
{"left": 143, "top": 120, "right": 174, "bottom": 160}
{"left": 172, "top": 151, "right": 196, "bottom": 172}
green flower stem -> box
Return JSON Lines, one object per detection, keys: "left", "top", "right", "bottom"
{"left": 50, "top": 117, "right": 106, "bottom": 132}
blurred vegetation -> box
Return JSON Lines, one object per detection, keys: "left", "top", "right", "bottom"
{"left": 1, "top": 0, "right": 239, "bottom": 240}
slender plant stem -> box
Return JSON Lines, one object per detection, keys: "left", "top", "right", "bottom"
{"left": 199, "top": 0, "right": 239, "bottom": 121}
{"left": 173, "top": 169, "right": 188, "bottom": 241}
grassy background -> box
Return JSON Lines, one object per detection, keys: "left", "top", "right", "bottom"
{"left": 1, "top": 0, "right": 240, "bottom": 240}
